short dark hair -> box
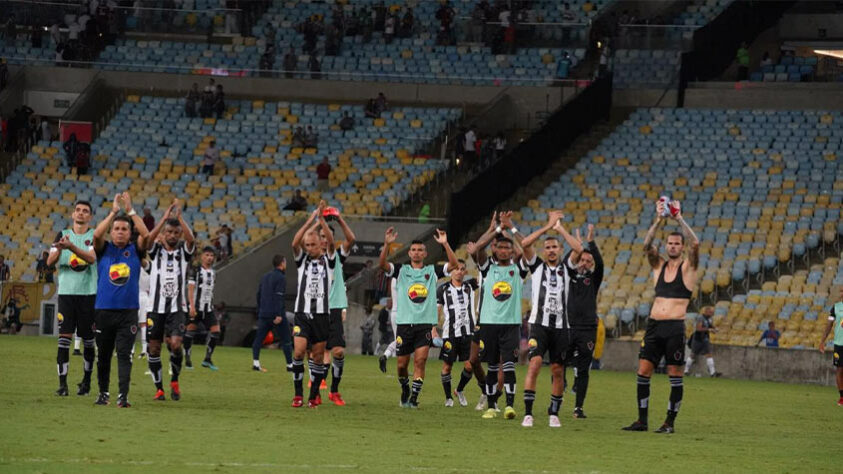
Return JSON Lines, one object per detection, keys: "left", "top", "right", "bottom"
{"left": 165, "top": 218, "right": 180, "bottom": 228}
{"left": 112, "top": 215, "right": 133, "bottom": 229}
{"left": 667, "top": 231, "right": 685, "bottom": 244}
{"left": 202, "top": 246, "right": 217, "bottom": 255}
{"left": 543, "top": 236, "right": 559, "bottom": 243}
{"left": 494, "top": 235, "right": 513, "bottom": 245}
{"left": 410, "top": 239, "right": 425, "bottom": 246}
{"left": 75, "top": 200, "right": 92, "bottom": 212}
{"left": 272, "top": 254, "right": 286, "bottom": 267}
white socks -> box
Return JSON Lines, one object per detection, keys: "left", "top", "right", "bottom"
{"left": 706, "top": 357, "right": 716, "bottom": 376}
{"left": 684, "top": 356, "right": 694, "bottom": 375}
{"left": 384, "top": 341, "right": 397, "bottom": 358}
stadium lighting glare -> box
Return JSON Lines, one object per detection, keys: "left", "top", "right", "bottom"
{"left": 813, "top": 49, "right": 843, "bottom": 60}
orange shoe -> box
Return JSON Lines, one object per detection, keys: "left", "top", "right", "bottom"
{"left": 307, "top": 399, "right": 319, "bottom": 408}
{"left": 153, "top": 389, "right": 166, "bottom": 401}
{"left": 329, "top": 392, "right": 346, "bottom": 406}
{"left": 170, "top": 381, "right": 181, "bottom": 401}
{"left": 291, "top": 396, "right": 303, "bottom": 408}
{"left": 320, "top": 379, "right": 327, "bottom": 390}
{"left": 315, "top": 394, "right": 322, "bottom": 406}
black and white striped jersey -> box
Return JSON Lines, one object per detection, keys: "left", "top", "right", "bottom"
{"left": 294, "top": 250, "right": 336, "bottom": 314}
{"left": 436, "top": 278, "right": 479, "bottom": 338}
{"left": 525, "top": 255, "right": 570, "bottom": 329}
{"left": 188, "top": 266, "right": 216, "bottom": 313}
{"left": 147, "top": 241, "right": 194, "bottom": 314}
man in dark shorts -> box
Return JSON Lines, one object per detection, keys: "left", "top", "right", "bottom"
{"left": 436, "top": 259, "right": 479, "bottom": 407}
{"left": 46, "top": 200, "right": 98, "bottom": 397}
{"left": 623, "top": 199, "right": 699, "bottom": 434}
{"left": 184, "top": 246, "right": 219, "bottom": 370}
{"left": 684, "top": 306, "right": 722, "bottom": 378}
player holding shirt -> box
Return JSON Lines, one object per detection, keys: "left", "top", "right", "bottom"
{"left": 378, "top": 227, "right": 459, "bottom": 408}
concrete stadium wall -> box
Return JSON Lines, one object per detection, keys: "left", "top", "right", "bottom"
{"left": 600, "top": 340, "right": 837, "bottom": 386}
{"left": 612, "top": 88, "right": 679, "bottom": 108}
{"left": 684, "top": 82, "right": 843, "bottom": 109}
{"left": 779, "top": 13, "right": 843, "bottom": 40}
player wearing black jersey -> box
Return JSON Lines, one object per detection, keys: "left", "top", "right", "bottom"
{"left": 437, "top": 260, "right": 480, "bottom": 407}
{"left": 184, "top": 247, "right": 219, "bottom": 371}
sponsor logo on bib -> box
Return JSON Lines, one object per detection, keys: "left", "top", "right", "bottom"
{"left": 528, "top": 338, "right": 537, "bottom": 348}
{"left": 68, "top": 252, "right": 88, "bottom": 272}
{"left": 396, "top": 336, "right": 403, "bottom": 347}
{"left": 109, "top": 263, "right": 130, "bottom": 286}
{"left": 293, "top": 325, "right": 301, "bottom": 336}
{"left": 57, "top": 313, "right": 64, "bottom": 323}
{"left": 491, "top": 281, "right": 512, "bottom": 301}
{"left": 444, "top": 340, "right": 452, "bottom": 351}
{"left": 408, "top": 283, "right": 428, "bottom": 303}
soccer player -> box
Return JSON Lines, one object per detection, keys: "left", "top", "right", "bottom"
{"left": 518, "top": 210, "right": 581, "bottom": 427}
{"left": 253, "top": 254, "right": 290, "bottom": 373}
{"left": 47, "top": 200, "right": 98, "bottom": 397}
{"left": 92, "top": 192, "right": 150, "bottom": 407}
{"left": 684, "top": 306, "right": 722, "bottom": 378}
{"left": 819, "top": 286, "right": 843, "bottom": 406}
{"left": 378, "top": 226, "right": 459, "bottom": 408}
{"left": 437, "top": 259, "right": 480, "bottom": 407}
{"left": 290, "top": 201, "right": 336, "bottom": 408}
{"left": 135, "top": 258, "right": 150, "bottom": 359}
{"left": 184, "top": 246, "right": 219, "bottom": 370}
{"left": 563, "top": 223, "right": 604, "bottom": 418}
{"left": 469, "top": 211, "right": 529, "bottom": 420}
{"left": 377, "top": 279, "right": 398, "bottom": 373}
{"left": 320, "top": 211, "right": 356, "bottom": 406}
{"left": 623, "top": 199, "right": 699, "bottom": 434}
{"left": 144, "top": 200, "right": 195, "bottom": 401}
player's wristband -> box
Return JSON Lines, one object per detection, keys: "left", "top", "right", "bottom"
{"left": 510, "top": 226, "right": 519, "bottom": 235}
{"left": 495, "top": 225, "right": 502, "bottom": 233}
{"left": 127, "top": 209, "right": 137, "bottom": 216}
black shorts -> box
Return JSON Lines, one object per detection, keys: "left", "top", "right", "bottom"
{"left": 691, "top": 339, "right": 712, "bottom": 356}
{"left": 189, "top": 310, "right": 218, "bottom": 329}
{"left": 478, "top": 324, "right": 520, "bottom": 364}
{"left": 293, "top": 312, "right": 329, "bottom": 344}
{"left": 528, "top": 325, "right": 570, "bottom": 365}
{"left": 326, "top": 308, "right": 346, "bottom": 349}
{"left": 395, "top": 324, "right": 432, "bottom": 357}
{"left": 147, "top": 311, "right": 187, "bottom": 340}
{"left": 58, "top": 294, "right": 96, "bottom": 339}
{"left": 834, "top": 345, "right": 842, "bottom": 368}
{"left": 440, "top": 336, "right": 472, "bottom": 363}
{"left": 4, "top": 316, "right": 22, "bottom": 330}
{"left": 639, "top": 319, "right": 686, "bottom": 366}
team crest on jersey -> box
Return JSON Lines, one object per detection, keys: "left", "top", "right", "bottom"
{"left": 130, "top": 325, "right": 138, "bottom": 335}
{"left": 834, "top": 352, "right": 839, "bottom": 360}
{"left": 408, "top": 283, "right": 428, "bottom": 303}
{"left": 109, "top": 263, "right": 131, "bottom": 286}
{"left": 293, "top": 325, "right": 301, "bottom": 336}
{"left": 674, "top": 350, "right": 682, "bottom": 361}
{"left": 509, "top": 270, "right": 514, "bottom": 277}
{"left": 587, "top": 341, "right": 594, "bottom": 351}
{"left": 424, "top": 274, "right": 430, "bottom": 280}
{"left": 396, "top": 336, "right": 403, "bottom": 347}
{"left": 57, "top": 313, "right": 64, "bottom": 323}
{"left": 528, "top": 338, "right": 538, "bottom": 348}
{"left": 68, "top": 252, "right": 88, "bottom": 272}
{"left": 584, "top": 278, "right": 591, "bottom": 286}
{"left": 123, "top": 251, "right": 130, "bottom": 258}
{"left": 491, "top": 281, "right": 512, "bottom": 301}
{"left": 444, "top": 341, "right": 452, "bottom": 351}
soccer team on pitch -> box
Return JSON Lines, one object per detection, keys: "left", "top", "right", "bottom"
{"left": 47, "top": 193, "right": 843, "bottom": 424}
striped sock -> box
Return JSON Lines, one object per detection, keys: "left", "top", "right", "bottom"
{"left": 292, "top": 359, "right": 304, "bottom": 397}
{"left": 667, "top": 376, "right": 683, "bottom": 424}
{"left": 409, "top": 378, "right": 424, "bottom": 404}
{"left": 148, "top": 356, "right": 163, "bottom": 390}
{"left": 549, "top": 394, "right": 563, "bottom": 416}
{"left": 637, "top": 374, "right": 651, "bottom": 424}
{"left": 457, "top": 368, "right": 473, "bottom": 392}
{"left": 524, "top": 389, "right": 536, "bottom": 416}
{"left": 441, "top": 372, "right": 452, "bottom": 399}
{"left": 330, "top": 357, "right": 344, "bottom": 393}
{"left": 56, "top": 336, "right": 71, "bottom": 387}
{"left": 502, "top": 361, "right": 516, "bottom": 407}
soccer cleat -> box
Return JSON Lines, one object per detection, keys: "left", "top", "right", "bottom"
{"left": 409, "top": 401, "right": 419, "bottom": 409}
{"left": 170, "top": 381, "right": 181, "bottom": 401}
{"left": 314, "top": 394, "right": 322, "bottom": 406}
{"left": 548, "top": 415, "right": 561, "bottom": 428}
{"left": 454, "top": 390, "right": 468, "bottom": 407}
{"left": 621, "top": 420, "right": 648, "bottom": 431}
{"left": 291, "top": 396, "right": 303, "bottom": 408}
{"left": 201, "top": 360, "right": 219, "bottom": 371}
{"left": 185, "top": 356, "right": 193, "bottom": 370}
{"left": 252, "top": 365, "right": 267, "bottom": 373}
{"left": 328, "top": 392, "right": 346, "bottom": 406}
{"left": 378, "top": 354, "right": 387, "bottom": 373}
{"left": 138, "top": 352, "right": 147, "bottom": 360}
{"left": 307, "top": 399, "right": 319, "bottom": 409}
{"left": 475, "top": 394, "right": 488, "bottom": 411}
{"left": 521, "top": 415, "right": 534, "bottom": 427}
{"left": 72, "top": 349, "right": 82, "bottom": 356}
{"left": 444, "top": 398, "right": 454, "bottom": 407}
{"left": 711, "top": 372, "right": 722, "bottom": 378}
{"left": 76, "top": 381, "right": 90, "bottom": 396}
{"left": 116, "top": 394, "right": 131, "bottom": 408}
{"left": 153, "top": 389, "right": 166, "bottom": 401}
{"left": 481, "top": 408, "right": 498, "bottom": 419}
{"left": 286, "top": 363, "right": 294, "bottom": 372}
{"left": 94, "top": 392, "right": 110, "bottom": 405}
{"left": 400, "top": 401, "right": 411, "bottom": 408}
{"left": 838, "top": 397, "right": 843, "bottom": 407}
{"left": 654, "top": 423, "right": 675, "bottom": 434}
{"left": 573, "top": 407, "right": 587, "bottom": 419}
{"left": 503, "top": 406, "right": 516, "bottom": 420}
{"left": 494, "top": 402, "right": 501, "bottom": 413}
{"left": 55, "top": 385, "right": 69, "bottom": 397}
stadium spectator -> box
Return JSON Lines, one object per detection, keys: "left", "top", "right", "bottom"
{"left": 463, "top": 127, "right": 477, "bottom": 168}
{"left": 283, "top": 47, "right": 297, "bottom": 78}
{"left": 291, "top": 126, "right": 305, "bottom": 147}
{"left": 4, "top": 14, "right": 17, "bottom": 41}
{"left": 0, "top": 255, "right": 9, "bottom": 281}
{"left": 759, "top": 321, "right": 780, "bottom": 348}
{"left": 364, "top": 99, "right": 379, "bottom": 118}
{"left": 418, "top": 201, "right": 430, "bottom": 223}
{"left": 0, "top": 58, "right": 7, "bottom": 92}
{"left": 213, "top": 84, "right": 226, "bottom": 119}
{"left": 384, "top": 13, "right": 396, "bottom": 44}
{"left": 75, "top": 142, "right": 90, "bottom": 175}
{"left": 469, "top": 3, "right": 485, "bottom": 42}
{"left": 259, "top": 45, "right": 276, "bottom": 77}
{"left": 185, "top": 83, "right": 200, "bottom": 117}
{"left": 400, "top": 8, "right": 414, "bottom": 38}
{"left": 253, "top": 254, "right": 291, "bottom": 372}
{"left": 202, "top": 140, "right": 219, "bottom": 175}
{"left": 760, "top": 51, "right": 773, "bottom": 68}
{"left": 557, "top": 51, "right": 573, "bottom": 79}
{"left": 219, "top": 224, "right": 233, "bottom": 259}
{"left": 376, "top": 298, "right": 393, "bottom": 354}
{"left": 308, "top": 53, "right": 321, "bottom": 79}
{"left": 199, "top": 87, "right": 214, "bottom": 118}
{"left": 2, "top": 297, "right": 22, "bottom": 335}
{"left": 142, "top": 208, "right": 155, "bottom": 231}
{"left": 493, "top": 131, "right": 506, "bottom": 161}
{"left": 63, "top": 133, "right": 80, "bottom": 167}
{"left": 736, "top": 42, "right": 749, "bottom": 81}
{"left": 316, "top": 157, "right": 331, "bottom": 191}
{"left": 304, "top": 125, "right": 318, "bottom": 148}
{"left": 361, "top": 311, "right": 376, "bottom": 355}
{"left": 339, "top": 111, "right": 355, "bottom": 131}
{"left": 264, "top": 22, "right": 276, "bottom": 46}
{"left": 818, "top": 287, "right": 843, "bottom": 406}
{"left": 284, "top": 189, "right": 307, "bottom": 211}
{"left": 375, "top": 92, "right": 388, "bottom": 114}
{"left": 40, "top": 118, "right": 51, "bottom": 143}
{"left": 36, "top": 251, "right": 54, "bottom": 283}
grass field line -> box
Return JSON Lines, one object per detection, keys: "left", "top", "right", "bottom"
{"left": 0, "top": 457, "right": 359, "bottom": 470}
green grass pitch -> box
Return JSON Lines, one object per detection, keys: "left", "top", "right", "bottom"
{"left": 0, "top": 336, "right": 838, "bottom": 473}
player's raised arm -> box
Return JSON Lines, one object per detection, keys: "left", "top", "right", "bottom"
{"left": 171, "top": 199, "right": 194, "bottom": 252}
{"left": 643, "top": 202, "right": 666, "bottom": 270}
{"left": 335, "top": 211, "right": 356, "bottom": 254}
{"left": 470, "top": 212, "right": 498, "bottom": 266}
{"left": 122, "top": 192, "right": 151, "bottom": 251}
{"left": 378, "top": 226, "right": 398, "bottom": 272}
{"left": 552, "top": 218, "right": 584, "bottom": 255}
{"left": 292, "top": 206, "right": 321, "bottom": 254}
{"left": 93, "top": 194, "right": 122, "bottom": 252}
{"left": 314, "top": 201, "right": 334, "bottom": 255}
{"left": 433, "top": 229, "right": 459, "bottom": 272}
{"left": 146, "top": 201, "right": 176, "bottom": 249}
{"left": 671, "top": 201, "right": 699, "bottom": 270}
{"left": 520, "top": 210, "right": 563, "bottom": 263}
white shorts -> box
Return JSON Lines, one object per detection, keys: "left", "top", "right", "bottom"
{"left": 138, "top": 292, "right": 150, "bottom": 323}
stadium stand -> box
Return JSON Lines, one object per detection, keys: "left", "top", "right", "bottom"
{"left": 612, "top": 49, "right": 681, "bottom": 89}
{"left": 750, "top": 54, "right": 819, "bottom": 83}
{"left": 673, "top": 0, "right": 735, "bottom": 27}
{"left": 0, "top": 95, "right": 459, "bottom": 282}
